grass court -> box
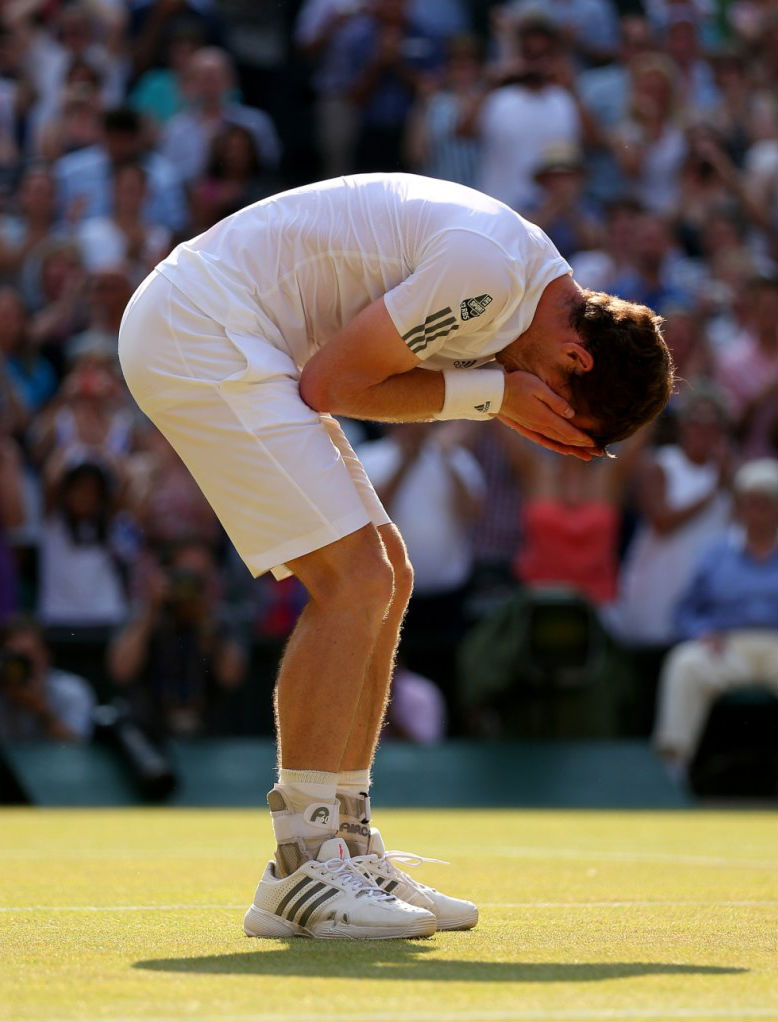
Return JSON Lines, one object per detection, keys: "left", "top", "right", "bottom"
{"left": 1, "top": 808, "right": 776, "bottom": 1022}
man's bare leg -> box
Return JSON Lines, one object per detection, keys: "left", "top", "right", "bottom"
{"left": 273, "top": 524, "right": 396, "bottom": 772}
{"left": 340, "top": 524, "right": 413, "bottom": 772}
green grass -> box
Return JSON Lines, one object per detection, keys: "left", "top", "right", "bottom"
{"left": 0, "top": 808, "right": 776, "bottom": 1022}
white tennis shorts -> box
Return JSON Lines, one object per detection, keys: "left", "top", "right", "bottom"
{"left": 118, "top": 271, "right": 389, "bottom": 579}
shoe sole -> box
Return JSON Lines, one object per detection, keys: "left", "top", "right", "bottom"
{"left": 243, "top": 905, "right": 436, "bottom": 940}
{"left": 436, "top": 911, "right": 479, "bottom": 931}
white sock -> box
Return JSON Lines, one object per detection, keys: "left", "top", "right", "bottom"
{"left": 275, "top": 768, "right": 338, "bottom": 813}
{"left": 337, "top": 768, "right": 371, "bottom": 796}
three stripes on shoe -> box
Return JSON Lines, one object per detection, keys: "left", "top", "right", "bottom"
{"left": 274, "top": 875, "right": 398, "bottom": 927}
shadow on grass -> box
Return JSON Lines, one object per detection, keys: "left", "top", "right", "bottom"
{"left": 134, "top": 942, "right": 747, "bottom": 983}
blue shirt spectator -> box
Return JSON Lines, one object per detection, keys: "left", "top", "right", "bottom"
{"left": 674, "top": 533, "right": 778, "bottom": 640}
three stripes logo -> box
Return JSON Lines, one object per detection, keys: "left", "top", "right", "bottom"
{"left": 402, "top": 307, "right": 459, "bottom": 354}
{"left": 274, "top": 877, "right": 339, "bottom": 929}
{"left": 371, "top": 876, "right": 400, "bottom": 895}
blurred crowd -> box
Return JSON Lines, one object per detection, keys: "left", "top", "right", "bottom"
{"left": 0, "top": 0, "right": 776, "bottom": 785}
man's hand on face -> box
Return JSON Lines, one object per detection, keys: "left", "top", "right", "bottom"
{"left": 496, "top": 370, "right": 601, "bottom": 461}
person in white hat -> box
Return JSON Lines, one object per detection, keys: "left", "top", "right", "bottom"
{"left": 653, "top": 457, "right": 778, "bottom": 779}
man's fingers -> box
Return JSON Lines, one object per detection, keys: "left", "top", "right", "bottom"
{"left": 498, "top": 418, "right": 596, "bottom": 460}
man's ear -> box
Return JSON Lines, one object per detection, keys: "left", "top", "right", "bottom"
{"left": 562, "top": 341, "right": 594, "bottom": 374}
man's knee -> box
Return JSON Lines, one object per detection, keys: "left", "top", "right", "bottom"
{"left": 291, "top": 526, "right": 395, "bottom": 618}
{"left": 663, "top": 640, "right": 720, "bottom": 692}
{"left": 379, "top": 525, "right": 414, "bottom": 608}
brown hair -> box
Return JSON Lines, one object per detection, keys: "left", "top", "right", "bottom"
{"left": 567, "top": 290, "right": 675, "bottom": 446}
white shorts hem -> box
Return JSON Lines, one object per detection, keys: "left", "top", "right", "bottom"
{"left": 247, "top": 507, "right": 376, "bottom": 580}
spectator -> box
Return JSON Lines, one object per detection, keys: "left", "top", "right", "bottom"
{"left": 30, "top": 329, "right": 135, "bottom": 471}
{"left": 188, "top": 124, "right": 278, "bottom": 234}
{"left": 661, "top": 9, "right": 719, "bottom": 115}
{"left": 501, "top": 428, "right": 651, "bottom": 607}
{"left": 715, "top": 273, "right": 778, "bottom": 459}
{"left": 569, "top": 197, "right": 642, "bottom": 293}
{"left": 653, "top": 458, "right": 778, "bottom": 777}
{"left": 128, "top": 425, "right": 222, "bottom": 552}
{"left": 75, "top": 163, "right": 171, "bottom": 280}
{"left": 404, "top": 33, "right": 485, "bottom": 188}
{"left": 608, "top": 210, "right": 703, "bottom": 311}
{"left": 54, "top": 106, "right": 187, "bottom": 232}
{"left": 525, "top": 143, "right": 601, "bottom": 259}
{"left": 500, "top": 0, "right": 620, "bottom": 67}
{"left": 130, "top": 21, "right": 205, "bottom": 132}
{"left": 0, "top": 614, "right": 96, "bottom": 742}
{"left": 606, "top": 389, "right": 733, "bottom": 647}
{"left": 35, "top": 77, "right": 104, "bottom": 163}
{"left": 357, "top": 421, "right": 484, "bottom": 706}
{"left": 0, "top": 432, "right": 24, "bottom": 622}
{"left": 36, "top": 456, "right": 129, "bottom": 633}
{"left": 108, "top": 539, "right": 246, "bottom": 738}
{"left": 0, "top": 165, "right": 64, "bottom": 290}
{"left": 609, "top": 53, "right": 687, "bottom": 216}
{"left": 383, "top": 660, "right": 447, "bottom": 743}
{"left": 294, "top": 0, "right": 366, "bottom": 178}
{"left": 474, "top": 14, "right": 581, "bottom": 212}
{"left": 345, "top": 0, "right": 446, "bottom": 173}
{"left": 159, "top": 47, "right": 281, "bottom": 185}
{"left": 0, "top": 287, "right": 57, "bottom": 416}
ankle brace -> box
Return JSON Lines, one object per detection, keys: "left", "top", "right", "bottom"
{"left": 267, "top": 788, "right": 340, "bottom": 876}
{"left": 336, "top": 791, "right": 372, "bottom": 856}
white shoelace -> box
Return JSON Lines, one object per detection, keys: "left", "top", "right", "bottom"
{"left": 319, "top": 857, "right": 393, "bottom": 899}
{"left": 352, "top": 850, "right": 449, "bottom": 892}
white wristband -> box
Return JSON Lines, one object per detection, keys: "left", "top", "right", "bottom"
{"left": 435, "top": 368, "right": 505, "bottom": 421}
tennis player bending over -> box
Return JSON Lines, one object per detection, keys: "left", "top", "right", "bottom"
{"left": 119, "top": 173, "right": 673, "bottom": 940}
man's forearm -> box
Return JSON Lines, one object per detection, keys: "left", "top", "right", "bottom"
{"left": 301, "top": 366, "right": 447, "bottom": 423}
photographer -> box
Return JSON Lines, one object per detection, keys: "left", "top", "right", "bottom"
{"left": 108, "top": 539, "right": 246, "bottom": 738}
{"left": 0, "top": 616, "right": 95, "bottom": 742}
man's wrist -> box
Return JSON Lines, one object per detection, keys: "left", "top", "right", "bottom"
{"left": 434, "top": 368, "right": 505, "bottom": 421}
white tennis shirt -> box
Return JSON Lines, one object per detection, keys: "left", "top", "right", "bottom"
{"left": 156, "top": 172, "right": 571, "bottom": 371}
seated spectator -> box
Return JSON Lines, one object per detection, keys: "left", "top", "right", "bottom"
{"left": 54, "top": 106, "right": 187, "bottom": 233}
{"left": 0, "top": 614, "right": 95, "bottom": 742}
{"left": 160, "top": 47, "right": 281, "bottom": 185}
{"left": 653, "top": 458, "right": 778, "bottom": 778}
{"left": 404, "top": 33, "right": 485, "bottom": 189}
{"left": 108, "top": 539, "right": 246, "bottom": 738}
{"left": 37, "top": 455, "right": 129, "bottom": 632}
{"left": 75, "top": 164, "right": 171, "bottom": 281}
{"left": 606, "top": 389, "right": 732, "bottom": 646}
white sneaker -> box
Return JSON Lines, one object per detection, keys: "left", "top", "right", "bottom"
{"left": 353, "top": 828, "right": 478, "bottom": 931}
{"left": 243, "top": 836, "right": 437, "bottom": 940}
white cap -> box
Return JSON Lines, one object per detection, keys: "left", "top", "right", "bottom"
{"left": 733, "top": 458, "right": 778, "bottom": 500}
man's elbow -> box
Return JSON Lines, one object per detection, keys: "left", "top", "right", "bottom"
{"left": 299, "top": 368, "right": 333, "bottom": 413}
